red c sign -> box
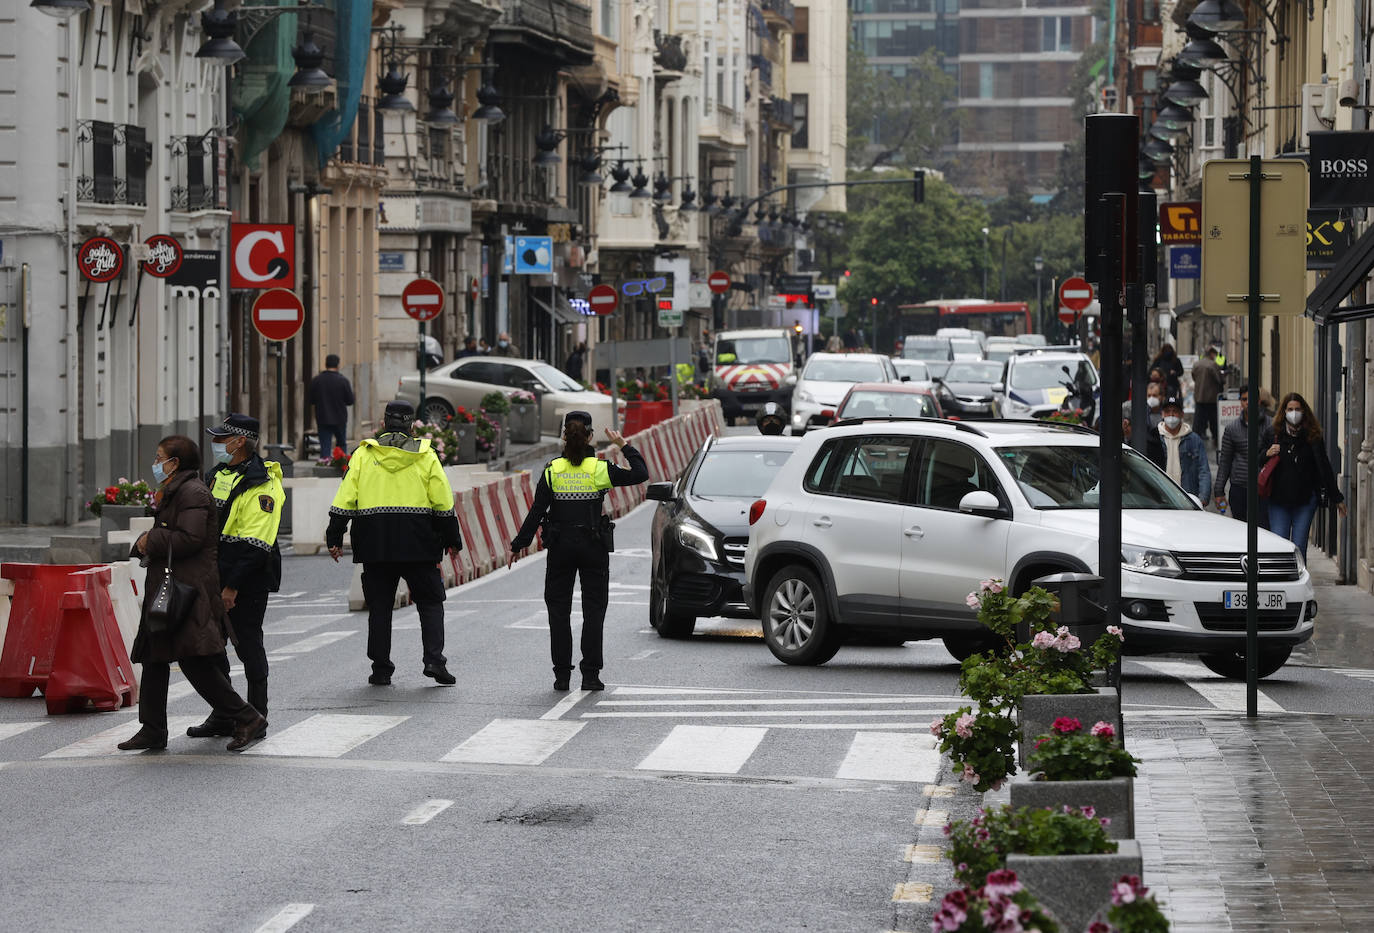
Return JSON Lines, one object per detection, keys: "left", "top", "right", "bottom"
{"left": 231, "top": 224, "right": 295, "bottom": 290}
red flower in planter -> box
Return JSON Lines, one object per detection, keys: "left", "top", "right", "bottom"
{"left": 105, "top": 487, "right": 119, "bottom": 503}
{"left": 1051, "top": 716, "right": 1082, "bottom": 734}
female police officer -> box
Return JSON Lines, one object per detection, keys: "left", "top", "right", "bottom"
{"left": 508, "top": 411, "right": 648, "bottom": 691}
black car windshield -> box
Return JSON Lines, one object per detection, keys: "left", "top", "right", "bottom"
{"left": 1010, "top": 359, "right": 1098, "bottom": 390}
{"left": 531, "top": 364, "right": 584, "bottom": 391}
{"left": 692, "top": 449, "right": 794, "bottom": 498}
{"left": 804, "top": 358, "right": 886, "bottom": 382}
{"left": 997, "top": 445, "right": 1196, "bottom": 510}
{"left": 943, "top": 362, "right": 1003, "bottom": 383}
{"left": 717, "top": 337, "right": 792, "bottom": 364}
{"left": 839, "top": 390, "right": 938, "bottom": 419}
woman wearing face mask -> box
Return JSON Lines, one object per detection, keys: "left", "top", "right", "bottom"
{"left": 118, "top": 435, "right": 268, "bottom": 753}
{"left": 1262, "top": 393, "right": 1346, "bottom": 558}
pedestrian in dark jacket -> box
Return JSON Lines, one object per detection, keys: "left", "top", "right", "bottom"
{"left": 1150, "top": 344, "right": 1184, "bottom": 397}
{"left": 1262, "top": 392, "right": 1346, "bottom": 558}
{"left": 119, "top": 436, "right": 267, "bottom": 753}
{"left": 1215, "top": 385, "right": 1271, "bottom": 525}
{"left": 565, "top": 342, "right": 586, "bottom": 381}
{"left": 1157, "top": 396, "right": 1212, "bottom": 500}
{"left": 308, "top": 354, "right": 354, "bottom": 462}
{"left": 1190, "top": 348, "right": 1225, "bottom": 442}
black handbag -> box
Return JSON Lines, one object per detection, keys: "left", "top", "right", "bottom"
{"left": 146, "top": 554, "right": 196, "bottom": 635}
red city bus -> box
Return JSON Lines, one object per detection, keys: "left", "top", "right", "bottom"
{"left": 896, "top": 299, "right": 1034, "bottom": 340}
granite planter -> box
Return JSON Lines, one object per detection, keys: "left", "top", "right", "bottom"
{"left": 1009, "top": 774, "right": 1134, "bottom": 839}
{"left": 311, "top": 463, "right": 345, "bottom": 478}
{"left": 451, "top": 422, "right": 478, "bottom": 464}
{"left": 1007, "top": 839, "right": 1142, "bottom": 933}
{"left": 1018, "top": 686, "right": 1122, "bottom": 768}
{"left": 507, "top": 403, "right": 541, "bottom": 443}
{"left": 99, "top": 504, "right": 148, "bottom": 536}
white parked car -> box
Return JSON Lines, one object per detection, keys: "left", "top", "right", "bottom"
{"left": 743, "top": 419, "right": 1314, "bottom": 678}
{"left": 790, "top": 352, "right": 897, "bottom": 434}
{"left": 994, "top": 349, "right": 1099, "bottom": 420}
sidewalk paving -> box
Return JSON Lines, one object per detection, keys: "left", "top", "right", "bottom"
{"left": 1131, "top": 550, "right": 1374, "bottom": 930}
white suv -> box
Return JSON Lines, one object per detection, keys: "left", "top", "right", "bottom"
{"left": 790, "top": 352, "right": 897, "bottom": 434}
{"left": 743, "top": 419, "right": 1315, "bottom": 678}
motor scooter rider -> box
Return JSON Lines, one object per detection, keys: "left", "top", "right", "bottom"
{"left": 756, "top": 402, "right": 786, "bottom": 435}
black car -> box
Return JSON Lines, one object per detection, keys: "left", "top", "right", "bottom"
{"left": 930, "top": 360, "right": 1005, "bottom": 419}
{"left": 646, "top": 435, "right": 800, "bottom": 638}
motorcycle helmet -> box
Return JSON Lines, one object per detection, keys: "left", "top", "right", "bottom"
{"left": 757, "top": 402, "right": 786, "bottom": 435}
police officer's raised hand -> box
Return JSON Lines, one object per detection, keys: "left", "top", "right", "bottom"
{"left": 604, "top": 428, "right": 627, "bottom": 449}
{"left": 328, "top": 545, "right": 343, "bottom": 562}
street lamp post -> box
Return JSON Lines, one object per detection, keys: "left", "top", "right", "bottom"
{"left": 981, "top": 227, "right": 989, "bottom": 299}
{"left": 1034, "top": 255, "right": 1044, "bottom": 336}
{"left": 999, "top": 228, "right": 1011, "bottom": 301}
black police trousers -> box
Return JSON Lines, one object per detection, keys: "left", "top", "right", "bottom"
{"left": 208, "top": 589, "right": 271, "bottom": 717}
{"left": 544, "top": 528, "right": 610, "bottom": 675}
{"left": 362, "top": 561, "right": 447, "bottom": 674}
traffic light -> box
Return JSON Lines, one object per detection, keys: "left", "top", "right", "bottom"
{"left": 793, "top": 322, "right": 803, "bottom": 334}
{"left": 870, "top": 297, "right": 878, "bottom": 306}
{"left": 912, "top": 169, "right": 925, "bottom": 204}
{"left": 844, "top": 269, "right": 851, "bottom": 278}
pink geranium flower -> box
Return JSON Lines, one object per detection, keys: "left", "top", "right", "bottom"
{"left": 983, "top": 869, "right": 1021, "bottom": 898}
{"left": 1051, "top": 717, "right": 1082, "bottom": 734}
{"left": 1091, "top": 721, "right": 1116, "bottom": 739}
{"left": 954, "top": 712, "right": 976, "bottom": 739}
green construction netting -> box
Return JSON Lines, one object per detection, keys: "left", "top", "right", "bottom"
{"left": 234, "top": 1, "right": 297, "bottom": 170}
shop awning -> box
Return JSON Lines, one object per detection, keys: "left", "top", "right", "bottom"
{"left": 532, "top": 291, "right": 584, "bottom": 325}
{"left": 1308, "top": 222, "right": 1374, "bottom": 325}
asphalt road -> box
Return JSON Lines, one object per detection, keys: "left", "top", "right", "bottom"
{"left": 3, "top": 501, "right": 1373, "bottom": 932}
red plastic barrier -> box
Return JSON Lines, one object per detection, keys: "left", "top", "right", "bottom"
{"left": 0, "top": 563, "right": 103, "bottom": 698}
{"left": 44, "top": 567, "right": 137, "bottom": 714}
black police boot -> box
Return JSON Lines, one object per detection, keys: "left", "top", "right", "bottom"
{"left": 117, "top": 725, "right": 169, "bottom": 751}
{"left": 553, "top": 668, "right": 572, "bottom": 691}
{"left": 247, "top": 679, "right": 269, "bottom": 720}
{"left": 424, "top": 663, "right": 456, "bottom": 686}
{"left": 186, "top": 715, "right": 235, "bottom": 738}
{"left": 581, "top": 673, "right": 605, "bottom": 691}
{"left": 369, "top": 663, "right": 393, "bottom": 686}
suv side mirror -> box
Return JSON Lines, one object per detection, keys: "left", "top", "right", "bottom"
{"left": 959, "top": 490, "right": 1007, "bottom": 519}
{"left": 991, "top": 383, "right": 1004, "bottom": 393}
{"left": 646, "top": 481, "right": 677, "bottom": 502}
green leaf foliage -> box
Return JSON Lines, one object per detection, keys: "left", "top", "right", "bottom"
{"left": 945, "top": 805, "right": 1117, "bottom": 890}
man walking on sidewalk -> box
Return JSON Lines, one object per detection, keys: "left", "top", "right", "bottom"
{"left": 326, "top": 401, "right": 462, "bottom": 686}
{"left": 1215, "top": 385, "right": 1272, "bottom": 526}
{"left": 1191, "top": 347, "right": 1224, "bottom": 446}
{"left": 188, "top": 414, "right": 286, "bottom": 738}
{"left": 309, "top": 354, "right": 354, "bottom": 462}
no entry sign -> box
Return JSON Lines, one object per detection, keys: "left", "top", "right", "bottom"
{"left": 401, "top": 277, "right": 444, "bottom": 322}
{"left": 708, "top": 270, "right": 730, "bottom": 294}
{"left": 588, "top": 283, "right": 618, "bottom": 316}
{"left": 251, "top": 288, "right": 304, "bottom": 341}
{"left": 1059, "top": 277, "right": 1094, "bottom": 312}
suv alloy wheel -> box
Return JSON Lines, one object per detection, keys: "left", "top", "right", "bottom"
{"left": 762, "top": 564, "right": 842, "bottom": 665}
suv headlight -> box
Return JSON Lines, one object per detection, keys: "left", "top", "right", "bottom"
{"left": 1121, "top": 545, "right": 1183, "bottom": 577}
{"left": 1293, "top": 547, "right": 1306, "bottom": 573}
{"left": 677, "top": 523, "right": 718, "bottom": 561}
{"left": 795, "top": 388, "right": 815, "bottom": 404}
{"left": 1004, "top": 396, "right": 1032, "bottom": 415}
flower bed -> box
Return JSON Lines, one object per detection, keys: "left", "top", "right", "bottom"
{"left": 86, "top": 478, "right": 154, "bottom": 519}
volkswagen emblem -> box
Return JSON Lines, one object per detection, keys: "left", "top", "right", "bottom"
{"left": 1238, "top": 555, "right": 1249, "bottom": 575}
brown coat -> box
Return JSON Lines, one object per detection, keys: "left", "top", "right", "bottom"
{"left": 130, "top": 470, "right": 231, "bottom": 664}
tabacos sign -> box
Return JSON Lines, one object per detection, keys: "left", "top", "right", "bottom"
{"left": 1309, "top": 131, "right": 1374, "bottom": 207}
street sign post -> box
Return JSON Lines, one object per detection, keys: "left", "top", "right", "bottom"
{"left": 251, "top": 288, "right": 305, "bottom": 445}
{"left": 708, "top": 270, "right": 730, "bottom": 294}
{"left": 589, "top": 283, "right": 618, "bottom": 315}
{"left": 401, "top": 277, "right": 445, "bottom": 417}
{"left": 1058, "top": 277, "right": 1093, "bottom": 326}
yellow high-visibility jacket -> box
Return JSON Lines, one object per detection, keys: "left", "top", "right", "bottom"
{"left": 326, "top": 435, "right": 461, "bottom": 563}
{"left": 207, "top": 456, "right": 285, "bottom": 593}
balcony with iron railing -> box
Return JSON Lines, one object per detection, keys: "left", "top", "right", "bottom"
{"left": 77, "top": 120, "right": 149, "bottom": 206}
{"left": 750, "top": 54, "right": 773, "bottom": 90}
{"left": 485, "top": 150, "right": 554, "bottom": 206}
{"left": 759, "top": 0, "right": 795, "bottom": 29}
{"left": 492, "top": 0, "right": 594, "bottom": 60}
{"left": 170, "top": 133, "right": 223, "bottom": 212}
{"left": 762, "top": 95, "right": 795, "bottom": 130}
{"left": 336, "top": 97, "right": 385, "bottom": 167}
{"left": 654, "top": 31, "right": 688, "bottom": 73}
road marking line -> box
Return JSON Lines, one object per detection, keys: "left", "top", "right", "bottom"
{"left": 1134, "top": 659, "right": 1283, "bottom": 712}
{"left": 611, "top": 686, "right": 756, "bottom": 695}
{"left": 914, "top": 809, "right": 948, "bottom": 827}
{"left": 254, "top": 903, "right": 315, "bottom": 933}
{"left": 836, "top": 732, "right": 941, "bottom": 783}
{"left": 264, "top": 614, "right": 348, "bottom": 635}
{"left": 272, "top": 630, "right": 356, "bottom": 654}
{"left": 276, "top": 591, "right": 307, "bottom": 599}
{"left": 42, "top": 716, "right": 202, "bottom": 758}
{"left": 635, "top": 725, "right": 767, "bottom": 774}
{"left": 892, "top": 882, "right": 934, "bottom": 903}
{"left": 166, "top": 681, "right": 198, "bottom": 702}
{"left": 244, "top": 713, "right": 408, "bottom": 758}
{"left": 736, "top": 722, "right": 938, "bottom": 730}
{"left": 508, "top": 613, "right": 581, "bottom": 630}
{"left": 923, "top": 784, "right": 957, "bottom": 797}
{"left": 626, "top": 650, "right": 660, "bottom": 660}
{"left": 540, "top": 690, "right": 593, "bottom": 721}
{"left": 402, "top": 799, "right": 454, "bottom": 825}
{"left": 597, "top": 696, "right": 958, "bottom": 707}
{"left": 440, "top": 719, "right": 584, "bottom": 766}
{"left": 904, "top": 844, "right": 944, "bottom": 863}
{"left": 0, "top": 722, "right": 45, "bottom": 741}
{"left": 582, "top": 708, "right": 955, "bottom": 719}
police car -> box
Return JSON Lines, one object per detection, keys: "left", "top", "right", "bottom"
{"left": 993, "top": 348, "right": 1099, "bottom": 420}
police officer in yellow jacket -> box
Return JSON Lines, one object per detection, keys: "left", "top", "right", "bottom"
{"left": 187, "top": 413, "right": 285, "bottom": 738}
{"left": 509, "top": 411, "right": 648, "bottom": 691}
{"left": 327, "top": 401, "right": 462, "bottom": 686}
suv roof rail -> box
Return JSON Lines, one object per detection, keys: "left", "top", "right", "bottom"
{"left": 975, "top": 417, "right": 1100, "bottom": 436}
{"left": 829, "top": 416, "right": 989, "bottom": 437}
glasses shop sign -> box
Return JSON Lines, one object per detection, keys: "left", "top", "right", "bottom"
{"left": 1309, "top": 131, "right": 1374, "bottom": 208}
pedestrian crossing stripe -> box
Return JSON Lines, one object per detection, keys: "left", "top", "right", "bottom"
{"left": 244, "top": 713, "right": 409, "bottom": 758}
{"left": 440, "top": 719, "right": 584, "bottom": 766}
{"left": 1329, "top": 668, "right": 1374, "bottom": 681}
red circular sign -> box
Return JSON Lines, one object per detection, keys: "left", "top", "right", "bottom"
{"left": 78, "top": 237, "right": 124, "bottom": 283}
{"left": 141, "top": 235, "right": 183, "bottom": 278}
{"left": 251, "top": 288, "right": 305, "bottom": 341}
{"left": 401, "top": 277, "right": 445, "bottom": 322}
{"left": 1058, "top": 276, "right": 1094, "bottom": 313}
{"left": 708, "top": 270, "right": 731, "bottom": 294}
{"left": 588, "top": 283, "right": 618, "bottom": 316}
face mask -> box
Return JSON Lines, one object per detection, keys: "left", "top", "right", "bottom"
{"left": 212, "top": 441, "right": 232, "bottom": 464}
{"left": 152, "top": 459, "right": 170, "bottom": 484}
{"left": 1163, "top": 415, "right": 1181, "bottom": 430}
{"left": 498, "top": 340, "right": 509, "bottom": 348}
{"left": 1146, "top": 396, "right": 1160, "bottom": 409}
{"left": 1286, "top": 410, "right": 1303, "bottom": 426}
